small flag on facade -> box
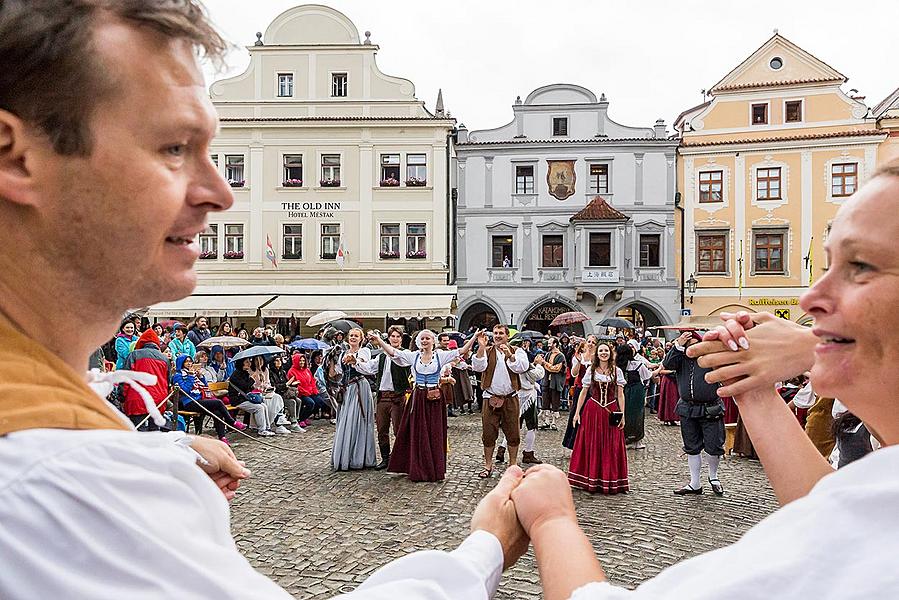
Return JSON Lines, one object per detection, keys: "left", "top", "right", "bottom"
{"left": 265, "top": 234, "right": 277, "bottom": 268}
{"left": 335, "top": 240, "right": 346, "bottom": 269}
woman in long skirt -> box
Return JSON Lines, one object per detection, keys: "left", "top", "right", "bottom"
{"left": 370, "top": 329, "right": 478, "bottom": 482}
{"left": 331, "top": 328, "right": 378, "bottom": 471}
{"left": 562, "top": 337, "right": 594, "bottom": 450}
{"left": 617, "top": 344, "right": 652, "bottom": 449}
{"left": 568, "top": 342, "right": 628, "bottom": 494}
{"left": 656, "top": 371, "right": 680, "bottom": 425}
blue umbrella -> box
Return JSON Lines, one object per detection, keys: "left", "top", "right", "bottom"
{"left": 231, "top": 345, "right": 285, "bottom": 361}
{"left": 289, "top": 339, "right": 330, "bottom": 350}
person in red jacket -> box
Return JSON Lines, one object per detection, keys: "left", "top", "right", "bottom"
{"left": 286, "top": 353, "right": 324, "bottom": 425}
{"left": 121, "top": 329, "right": 170, "bottom": 431}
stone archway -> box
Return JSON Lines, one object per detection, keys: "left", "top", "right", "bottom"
{"left": 605, "top": 300, "right": 670, "bottom": 330}
{"left": 521, "top": 295, "right": 585, "bottom": 336}
{"left": 458, "top": 301, "right": 500, "bottom": 333}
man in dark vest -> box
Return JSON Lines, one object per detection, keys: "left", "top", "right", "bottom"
{"left": 371, "top": 326, "right": 411, "bottom": 470}
{"left": 471, "top": 325, "right": 530, "bottom": 478}
{"left": 663, "top": 330, "right": 726, "bottom": 496}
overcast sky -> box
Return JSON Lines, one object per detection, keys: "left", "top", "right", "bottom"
{"left": 202, "top": 0, "right": 898, "bottom": 132}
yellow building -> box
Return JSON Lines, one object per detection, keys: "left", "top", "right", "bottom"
{"left": 874, "top": 87, "right": 899, "bottom": 163}
{"left": 674, "top": 34, "right": 886, "bottom": 323}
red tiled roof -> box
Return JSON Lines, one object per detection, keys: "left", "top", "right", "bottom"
{"left": 570, "top": 196, "right": 629, "bottom": 222}
{"left": 712, "top": 77, "right": 842, "bottom": 92}
{"left": 681, "top": 129, "right": 884, "bottom": 148}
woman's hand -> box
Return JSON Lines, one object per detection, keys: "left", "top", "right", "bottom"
{"left": 688, "top": 312, "right": 817, "bottom": 397}
{"left": 617, "top": 417, "right": 626, "bottom": 430}
{"left": 573, "top": 413, "right": 580, "bottom": 427}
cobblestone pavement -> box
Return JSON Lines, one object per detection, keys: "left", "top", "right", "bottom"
{"left": 229, "top": 411, "right": 778, "bottom": 599}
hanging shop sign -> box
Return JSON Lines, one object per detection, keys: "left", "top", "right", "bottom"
{"left": 281, "top": 201, "right": 342, "bottom": 219}
{"left": 748, "top": 297, "right": 800, "bottom": 306}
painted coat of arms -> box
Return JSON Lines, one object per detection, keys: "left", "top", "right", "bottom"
{"left": 547, "top": 160, "right": 576, "bottom": 200}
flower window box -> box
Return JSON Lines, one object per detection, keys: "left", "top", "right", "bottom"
{"left": 320, "top": 179, "right": 341, "bottom": 188}
{"left": 229, "top": 180, "right": 245, "bottom": 188}
{"left": 199, "top": 251, "right": 217, "bottom": 260}
{"left": 282, "top": 179, "right": 303, "bottom": 187}
{"left": 405, "top": 177, "right": 427, "bottom": 187}
{"left": 380, "top": 177, "right": 400, "bottom": 187}
{"left": 406, "top": 250, "right": 427, "bottom": 259}
{"left": 379, "top": 251, "right": 400, "bottom": 260}
{"left": 223, "top": 251, "right": 244, "bottom": 260}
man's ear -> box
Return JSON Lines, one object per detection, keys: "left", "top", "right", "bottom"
{"left": 0, "top": 109, "right": 43, "bottom": 208}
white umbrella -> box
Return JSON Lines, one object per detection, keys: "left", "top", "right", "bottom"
{"left": 197, "top": 335, "right": 251, "bottom": 350}
{"left": 306, "top": 310, "right": 348, "bottom": 327}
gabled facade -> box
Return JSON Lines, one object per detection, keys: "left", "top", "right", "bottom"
{"left": 148, "top": 4, "right": 456, "bottom": 333}
{"left": 455, "top": 84, "right": 679, "bottom": 334}
{"left": 874, "top": 86, "right": 899, "bottom": 163}
{"left": 675, "top": 34, "right": 886, "bottom": 323}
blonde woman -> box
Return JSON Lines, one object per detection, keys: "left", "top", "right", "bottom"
{"left": 331, "top": 328, "right": 377, "bottom": 470}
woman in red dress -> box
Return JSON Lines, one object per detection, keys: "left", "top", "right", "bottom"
{"left": 656, "top": 369, "right": 680, "bottom": 425}
{"left": 568, "top": 342, "right": 629, "bottom": 494}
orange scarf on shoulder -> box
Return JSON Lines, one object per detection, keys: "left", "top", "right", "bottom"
{"left": 0, "top": 317, "right": 129, "bottom": 435}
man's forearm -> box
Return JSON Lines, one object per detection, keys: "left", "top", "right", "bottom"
{"left": 737, "top": 388, "right": 833, "bottom": 506}
{"left": 531, "top": 518, "right": 605, "bottom": 600}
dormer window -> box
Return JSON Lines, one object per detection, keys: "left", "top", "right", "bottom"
{"left": 552, "top": 117, "right": 568, "bottom": 137}
{"left": 785, "top": 100, "right": 803, "bottom": 123}
{"left": 277, "top": 73, "right": 293, "bottom": 97}
{"left": 331, "top": 73, "right": 348, "bottom": 97}
{"left": 751, "top": 103, "right": 768, "bottom": 125}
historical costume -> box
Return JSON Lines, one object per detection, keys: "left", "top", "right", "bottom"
{"left": 539, "top": 345, "right": 566, "bottom": 430}
{"left": 331, "top": 346, "right": 377, "bottom": 471}
{"left": 388, "top": 346, "right": 459, "bottom": 482}
{"left": 356, "top": 349, "right": 411, "bottom": 470}
{"left": 471, "top": 342, "right": 529, "bottom": 477}
{"left": 497, "top": 358, "right": 545, "bottom": 464}
{"left": 656, "top": 372, "right": 680, "bottom": 425}
{"left": 568, "top": 365, "right": 629, "bottom": 494}
{"left": 664, "top": 335, "right": 726, "bottom": 496}
{"left": 622, "top": 357, "right": 652, "bottom": 447}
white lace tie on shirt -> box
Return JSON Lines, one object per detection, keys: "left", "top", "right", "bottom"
{"left": 87, "top": 369, "right": 166, "bottom": 427}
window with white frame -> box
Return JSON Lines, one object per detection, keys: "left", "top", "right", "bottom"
{"left": 542, "top": 234, "right": 564, "bottom": 267}
{"left": 331, "top": 73, "right": 348, "bottom": 97}
{"left": 406, "top": 154, "right": 427, "bottom": 185}
{"left": 588, "top": 232, "right": 612, "bottom": 267}
{"left": 589, "top": 164, "right": 609, "bottom": 194}
{"left": 699, "top": 170, "right": 723, "bottom": 203}
{"left": 697, "top": 232, "right": 727, "bottom": 274}
{"left": 210, "top": 154, "right": 219, "bottom": 168}
{"left": 277, "top": 73, "right": 293, "bottom": 97}
{"left": 831, "top": 163, "right": 858, "bottom": 197}
{"left": 199, "top": 225, "right": 217, "bottom": 259}
{"left": 224, "top": 224, "right": 244, "bottom": 258}
{"left": 407, "top": 223, "right": 427, "bottom": 258}
{"left": 380, "top": 154, "right": 400, "bottom": 186}
{"left": 225, "top": 155, "right": 245, "bottom": 187}
{"left": 321, "top": 155, "right": 341, "bottom": 186}
{"left": 515, "top": 165, "right": 535, "bottom": 194}
{"left": 282, "top": 224, "right": 302, "bottom": 259}
{"left": 639, "top": 234, "right": 661, "bottom": 267}
{"left": 552, "top": 117, "right": 568, "bottom": 136}
{"left": 321, "top": 224, "right": 340, "bottom": 259}
{"left": 283, "top": 155, "right": 303, "bottom": 186}
{"left": 753, "top": 230, "right": 785, "bottom": 273}
{"left": 379, "top": 224, "right": 400, "bottom": 259}
{"left": 492, "top": 236, "right": 513, "bottom": 267}
{"left": 756, "top": 167, "right": 782, "bottom": 200}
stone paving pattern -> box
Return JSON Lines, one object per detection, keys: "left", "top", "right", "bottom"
{"left": 229, "top": 412, "right": 778, "bottom": 599}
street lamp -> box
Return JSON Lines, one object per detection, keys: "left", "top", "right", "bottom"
{"left": 685, "top": 273, "right": 698, "bottom": 304}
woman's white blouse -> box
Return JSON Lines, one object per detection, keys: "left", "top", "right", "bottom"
{"left": 582, "top": 366, "right": 626, "bottom": 387}
{"left": 391, "top": 349, "right": 459, "bottom": 375}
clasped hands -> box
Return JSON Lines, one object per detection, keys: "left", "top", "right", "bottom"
{"left": 469, "top": 464, "right": 576, "bottom": 570}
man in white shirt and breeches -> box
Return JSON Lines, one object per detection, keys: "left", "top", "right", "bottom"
{"left": 472, "top": 325, "right": 531, "bottom": 477}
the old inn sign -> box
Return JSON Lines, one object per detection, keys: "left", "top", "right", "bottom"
{"left": 281, "top": 201, "right": 341, "bottom": 218}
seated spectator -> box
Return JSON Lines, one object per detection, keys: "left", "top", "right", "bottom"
{"left": 171, "top": 355, "right": 245, "bottom": 443}
{"left": 186, "top": 316, "right": 212, "bottom": 347}
{"left": 248, "top": 356, "right": 289, "bottom": 435}
{"left": 286, "top": 353, "right": 321, "bottom": 426}
{"left": 204, "top": 345, "right": 233, "bottom": 382}
{"left": 270, "top": 355, "right": 310, "bottom": 432}
{"left": 168, "top": 324, "right": 196, "bottom": 360}
{"left": 229, "top": 357, "right": 275, "bottom": 437}
{"left": 120, "top": 328, "right": 170, "bottom": 431}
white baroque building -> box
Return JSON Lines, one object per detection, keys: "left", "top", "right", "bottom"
{"left": 455, "top": 84, "right": 679, "bottom": 334}
{"left": 148, "top": 5, "right": 457, "bottom": 334}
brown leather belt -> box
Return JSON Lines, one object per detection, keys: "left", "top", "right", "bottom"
{"left": 379, "top": 390, "right": 404, "bottom": 400}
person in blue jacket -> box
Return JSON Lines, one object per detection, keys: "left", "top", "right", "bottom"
{"left": 171, "top": 355, "right": 244, "bottom": 443}
{"left": 114, "top": 320, "right": 138, "bottom": 370}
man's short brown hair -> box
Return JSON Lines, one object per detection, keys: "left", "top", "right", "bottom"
{"left": 0, "top": 0, "right": 227, "bottom": 156}
{"left": 386, "top": 326, "right": 404, "bottom": 337}
{"left": 492, "top": 324, "right": 510, "bottom": 335}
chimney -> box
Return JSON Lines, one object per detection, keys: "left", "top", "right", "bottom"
{"left": 654, "top": 119, "right": 667, "bottom": 139}
{"left": 457, "top": 123, "right": 469, "bottom": 144}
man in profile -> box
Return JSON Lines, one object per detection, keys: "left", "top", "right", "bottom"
{"left": 0, "top": 2, "right": 525, "bottom": 598}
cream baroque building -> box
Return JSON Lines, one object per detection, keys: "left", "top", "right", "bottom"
{"left": 675, "top": 34, "right": 886, "bottom": 323}
{"left": 149, "top": 5, "right": 456, "bottom": 333}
